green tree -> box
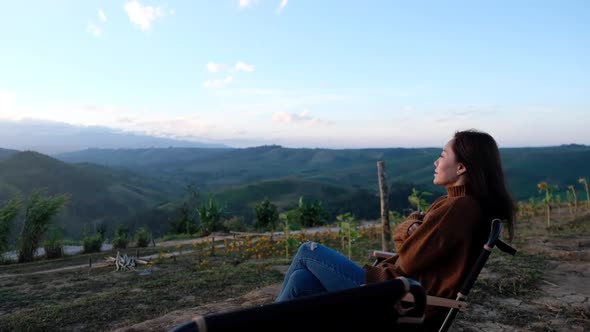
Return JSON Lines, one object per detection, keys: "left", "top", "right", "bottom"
{"left": 113, "top": 224, "right": 130, "bottom": 249}
{"left": 254, "top": 197, "right": 279, "bottom": 231}
{"left": 297, "top": 196, "right": 327, "bottom": 227}
{"left": 170, "top": 184, "right": 200, "bottom": 235}
{"left": 134, "top": 226, "right": 152, "bottom": 248}
{"left": 0, "top": 198, "right": 20, "bottom": 259}
{"left": 408, "top": 188, "right": 432, "bottom": 213}
{"left": 198, "top": 197, "right": 223, "bottom": 235}
{"left": 18, "top": 190, "right": 68, "bottom": 263}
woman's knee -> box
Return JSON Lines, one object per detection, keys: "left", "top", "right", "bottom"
{"left": 297, "top": 241, "right": 321, "bottom": 255}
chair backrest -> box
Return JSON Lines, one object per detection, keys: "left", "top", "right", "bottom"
{"left": 169, "top": 276, "right": 427, "bottom": 332}
{"left": 438, "top": 218, "right": 517, "bottom": 332}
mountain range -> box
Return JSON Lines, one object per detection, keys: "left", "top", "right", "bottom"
{"left": 0, "top": 120, "right": 227, "bottom": 154}
{"left": 0, "top": 144, "right": 588, "bottom": 242}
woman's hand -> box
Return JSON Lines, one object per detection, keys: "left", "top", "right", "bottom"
{"left": 408, "top": 211, "right": 426, "bottom": 220}
{"left": 408, "top": 221, "right": 422, "bottom": 236}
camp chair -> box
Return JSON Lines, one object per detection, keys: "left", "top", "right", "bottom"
{"left": 370, "top": 218, "right": 517, "bottom": 332}
{"left": 169, "top": 276, "right": 427, "bottom": 332}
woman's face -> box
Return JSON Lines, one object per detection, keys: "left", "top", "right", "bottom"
{"left": 433, "top": 139, "right": 466, "bottom": 187}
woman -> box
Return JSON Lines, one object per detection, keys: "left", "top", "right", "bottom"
{"left": 274, "top": 129, "right": 516, "bottom": 327}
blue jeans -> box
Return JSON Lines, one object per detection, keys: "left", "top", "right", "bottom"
{"left": 275, "top": 241, "right": 366, "bottom": 302}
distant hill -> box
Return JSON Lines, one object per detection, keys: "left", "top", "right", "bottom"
{"left": 56, "top": 145, "right": 440, "bottom": 193}
{"left": 212, "top": 178, "right": 436, "bottom": 222}
{"left": 56, "top": 144, "right": 590, "bottom": 201}
{"left": 4, "top": 144, "right": 588, "bottom": 241}
{"left": 0, "top": 151, "right": 181, "bottom": 241}
{"left": 0, "top": 119, "right": 229, "bottom": 154}
{"left": 0, "top": 148, "right": 19, "bottom": 161}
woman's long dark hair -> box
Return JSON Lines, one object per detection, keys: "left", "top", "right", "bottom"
{"left": 452, "top": 129, "right": 516, "bottom": 240}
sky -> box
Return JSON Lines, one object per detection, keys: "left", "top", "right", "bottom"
{"left": 0, "top": 0, "right": 588, "bottom": 149}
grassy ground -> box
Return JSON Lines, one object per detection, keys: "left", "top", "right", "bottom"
{"left": 0, "top": 255, "right": 285, "bottom": 331}
{"left": 1, "top": 208, "right": 589, "bottom": 332}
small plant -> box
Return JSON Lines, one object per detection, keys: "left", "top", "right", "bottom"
{"left": 83, "top": 233, "right": 104, "bottom": 253}
{"left": 134, "top": 226, "right": 151, "bottom": 248}
{"left": 280, "top": 212, "right": 298, "bottom": 260}
{"left": 578, "top": 178, "right": 589, "bottom": 210}
{"left": 567, "top": 185, "right": 578, "bottom": 217}
{"left": 42, "top": 228, "right": 64, "bottom": 259}
{"left": 537, "top": 182, "right": 557, "bottom": 227}
{"left": 388, "top": 210, "right": 403, "bottom": 228}
{"left": 408, "top": 188, "right": 432, "bottom": 213}
{"left": 113, "top": 224, "right": 129, "bottom": 249}
{"left": 336, "top": 212, "right": 359, "bottom": 259}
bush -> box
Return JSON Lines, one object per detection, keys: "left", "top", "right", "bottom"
{"left": 83, "top": 234, "right": 103, "bottom": 253}
{"left": 223, "top": 216, "right": 248, "bottom": 232}
{"left": 43, "top": 229, "right": 64, "bottom": 259}
{"left": 113, "top": 224, "right": 129, "bottom": 249}
{"left": 134, "top": 227, "right": 151, "bottom": 248}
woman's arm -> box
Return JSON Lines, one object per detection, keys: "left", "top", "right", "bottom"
{"left": 395, "top": 197, "right": 482, "bottom": 276}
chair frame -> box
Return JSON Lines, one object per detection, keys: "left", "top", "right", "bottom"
{"left": 370, "top": 218, "right": 517, "bottom": 332}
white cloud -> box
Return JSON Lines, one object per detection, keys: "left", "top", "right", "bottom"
{"left": 98, "top": 9, "right": 107, "bottom": 23}
{"left": 206, "top": 62, "right": 227, "bottom": 73}
{"left": 235, "top": 61, "right": 255, "bottom": 72}
{"left": 272, "top": 111, "right": 331, "bottom": 125}
{"left": 239, "top": 0, "right": 258, "bottom": 8}
{"left": 203, "top": 76, "right": 234, "bottom": 88}
{"left": 277, "top": 0, "right": 288, "bottom": 14}
{"left": 124, "top": 0, "right": 164, "bottom": 31}
{"left": 87, "top": 22, "right": 102, "bottom": 37}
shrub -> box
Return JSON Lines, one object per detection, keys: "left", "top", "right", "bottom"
{"left": 113, "top": 224, "right": 129, "bottom": 249}
{"left": 134, "top": 227, "right": 151, "bottom": 248}
{"left": 83, "top": 234, "right": 103, "bottom": 253}
{"left": 223, "top": 216, "right": 248, "bottom": 232}
{"left": 43, "top": 229, "right": 64, "bottom": 259}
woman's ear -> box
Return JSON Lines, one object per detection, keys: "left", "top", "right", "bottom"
{"left": 456, "top": 163, "right": 467, "bottom": 176}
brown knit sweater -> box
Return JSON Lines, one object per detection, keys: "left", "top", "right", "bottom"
{"left": 364, "top": 184, "right": 488, "bottom": 304}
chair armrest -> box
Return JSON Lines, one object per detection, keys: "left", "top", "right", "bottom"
{"left": 370, "top": 250, "right": 398, "bottom": 260}
{"left": 399, "top": 293, "right": 467, "bottom": 310}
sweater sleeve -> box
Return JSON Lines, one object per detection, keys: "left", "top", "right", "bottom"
{"left": 393, "top": 197, "right": 446, "bottom": 250}
{"left": 393, "top": 218, "right": 420, "bottom": 250}
{"left": 395, "top": 197, "right": 481, "bottom": 276}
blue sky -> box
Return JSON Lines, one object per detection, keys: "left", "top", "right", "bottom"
{"left": 0, "top": 0, "right": 588, "bottom": 148}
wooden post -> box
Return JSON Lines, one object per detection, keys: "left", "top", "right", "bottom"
{"left": 89, "top": 257, "right": 92, "bottom": 268}
{"left": 210, "top": 236, "right": 215, "bottom": 256}
{"left": 377, "top": 161, "right": 391, "bottom": 251}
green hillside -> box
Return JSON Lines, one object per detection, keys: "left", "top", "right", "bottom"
{"left": 212, "top": 177, "right": 438, "bottom": 223}
{"left": 0, "top": 151, "right": 179, "bottom": 240}
{"left": 57, "top": 146, "right": 441, "bottom": 193}
{"left": 0, "top": 148, "right": 19, "bottom": 161}
{"left": 56, "top": 144, "right": 590, "bottom": 201}
{"left": 2, "top": 145, "right": 587, "bottom": 240}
